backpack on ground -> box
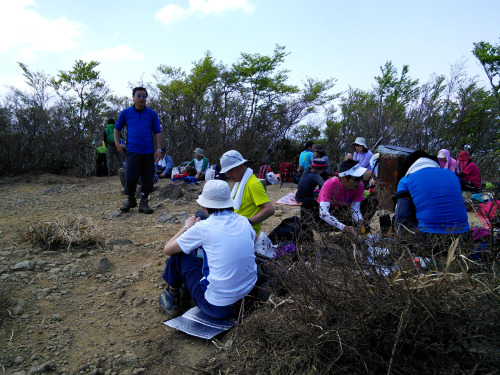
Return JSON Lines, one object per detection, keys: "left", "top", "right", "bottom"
{"left": 258, "top": 165, "right": 272, "bottom": 179}
{"left": 104, "top": 124, "right": 115, "bottom": 146}
{"left": 279, "top": 162, "right": 298, "bottom": 184}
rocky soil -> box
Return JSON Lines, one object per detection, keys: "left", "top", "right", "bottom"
{"left": 0, "top": 174, "right": 298, "bottom": 375}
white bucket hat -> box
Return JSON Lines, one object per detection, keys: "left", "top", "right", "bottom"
{"left": 196, "top": 180, "right": 235, "bottom": 209}
{"left": 220, "top": 150, "right": 247, "bottom": 173}
{"left": 352, "top": 137, "right": 368, "bottom": 152}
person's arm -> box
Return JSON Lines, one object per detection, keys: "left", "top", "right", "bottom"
{"left": 248, "top": 201, "right": 275, "bottom": 226}
{"left": 165, "top": 156, "right": 174, "bottom": 174}
{"left": 114, "top": 129, "right": 125, "bottom": 154}
{"left": 319, "top": 201, "right": 355, "bottom": 234}
{"left": 314, "top": 173, "right": 325, "bottom": 188}
{"left": 164, "top": 216, "right": 197, "bottom": 256}
{"left": 201, "top": 157, "right": 209, "bottom": 172}
{"left": 154, "top": 132, "right": 162, "bottom": 162}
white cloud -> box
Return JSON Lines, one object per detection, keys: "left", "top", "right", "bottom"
{"left": 81, "top": 45, "right": 144, "bottom": 63}
{"left": 155, "top": 4, "right": 187, "bottom": 24}
{"left": 189, "top": 0, "right": 254, "bottom": 15}
{"left": 155, "top": 0, "right": 254, "bottom": 24}
{"left": 0, "top": 0, "right": 83, "bottom": 58}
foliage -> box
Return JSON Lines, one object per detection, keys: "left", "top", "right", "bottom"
{"left": 199, "top": 231, "right": 500, "bottom": 374}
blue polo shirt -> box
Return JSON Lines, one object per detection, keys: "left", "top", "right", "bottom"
{"left": 397, "top": 168, "right": 470, "bottom": 234}
{"left": 115, "top": 106, "right": 161, "bottom": 154}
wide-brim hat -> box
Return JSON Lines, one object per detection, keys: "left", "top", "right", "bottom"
{"left": 310, "top": 158, "right": 327, "bottom": 170}
{"left": 352, "top": 137, "right": 368, "bottom": 152}
{"left": 193, "top": 148, "right": 204, "bottom": 156}
{"left": 196, "top": 180, "right": 235, "bottom": 209}
{"left": 457, "top": 150, "right": 472, "bottom": 161}
{"left": 220, "top": 150, "right": 247, "bottom": 173}
{"left": 338, "top": 163, "right": 367, "bottom": 178}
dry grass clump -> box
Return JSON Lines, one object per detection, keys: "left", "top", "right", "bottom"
{"left": 23, "top": 216, "right": 104, "bottom": 251}
{"left": 198, "top": 231, "right": 500, "bottom": 374}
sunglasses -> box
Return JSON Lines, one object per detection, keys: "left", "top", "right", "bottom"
{"left": 135, "top": 94, "right": 148, "bottom": 99}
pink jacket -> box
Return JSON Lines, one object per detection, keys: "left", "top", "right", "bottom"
{"left": 437, "top": 149, "right": 459, "bottom": 173}
{"left": 457, "top": 151, "right": 481, "bottom": 188}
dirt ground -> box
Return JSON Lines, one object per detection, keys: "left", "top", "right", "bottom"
{"left": 0, "top": 174, "right": 299, "bottom": 375}
{"left": 0, "top": 174, "right": 485, "bottom": 374}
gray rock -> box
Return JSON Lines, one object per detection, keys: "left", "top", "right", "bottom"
{"left": 11, "top": 299, "right": 26, "bottom": 315}
{"left": 13, "top": 260, "right": 35, "bottom": 271}
{"left": 108, "top": 238, "right": 133, "bottom": 246}
{"left": 96, "top": 258, "right": 112, "bottom": 274}
{"left": 117, "top": 352, "right": 138, "bottom": 366}
{"left": 155, "top": 213, "right": 175, "bottom": 223}
{"left": 108, "top": 210, "right": 122, "bottom": 219}
{"left": 12, "top": 371, "right": 27, "bottom": 375}
{"left": 29, "top": 361, "right": 55, "bottom": 374}
{"left": 40, "top": 188, "right": 57, "bottom": 195}
{"left": 14, "top": 355, "right": 25, "bottom": 365}
{"left": 133, "top": 297, "right": 145, "bottom": 307}
{"left": 158, "top": 184, "right": 183, "bottom": 200}
{"left": 117, "top": 289, "right": 126, "bottom": 299}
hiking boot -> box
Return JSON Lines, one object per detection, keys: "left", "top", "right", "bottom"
{"left": 139, "top": 198, "right": 153, "bottom": 214}
{"left": 120, "top": 196, "right": 137, "bottom": 212}
{"left": 158, "top": 289, "right": 180, "bottom": 317}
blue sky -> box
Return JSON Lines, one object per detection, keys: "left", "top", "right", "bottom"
{"left": 1, "top": 0, "right": 499, "bottom": 99}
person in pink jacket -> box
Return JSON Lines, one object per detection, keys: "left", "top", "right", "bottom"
{"left": 457, "top": 151, "right": 482, "bottom": 191}
{"left": 437, "top": 149, "right": 459, "bottom": 173}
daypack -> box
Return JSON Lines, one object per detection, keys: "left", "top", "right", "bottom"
{"left": 104, "top": 124, "right": 115, "bottom": 146}
{"left": 279, "top": 162, "right": 298, "bottom": 183}
{"left": 268, "top": 216, "right": 302, "bottom": 243}
{"left": 258, "top": 165, "right": 272, "bottom": 179}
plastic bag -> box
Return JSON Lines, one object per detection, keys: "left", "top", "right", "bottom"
{"left": 254, "top": 231, "right": 276, "bottom": 259}
{"left": 266, "top": 171, "right": 278, "bottom": 185}
{"left": 171, "top": 167, "right": 179, "bottom": 179}
{"left": 205, "top": 168, "right": 216, "bottom": 182}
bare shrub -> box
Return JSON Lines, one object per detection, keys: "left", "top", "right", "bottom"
{"left": 199, "top": 230, "right": 500, "bottom": 374}
{"left": 22, "top": 216, "right": 104, "bottom": 251}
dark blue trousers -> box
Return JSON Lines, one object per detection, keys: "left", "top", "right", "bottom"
{"left": 125, "top": 151, "right": 154, "bottom": 197}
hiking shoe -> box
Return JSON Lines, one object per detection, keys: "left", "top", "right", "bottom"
{"left": 139, "top": 198, "right": 153, "bottom": 214}
{"left": 120, "top": 196, "right": 137, "bottom": 212}
{"left": 158, "top": 289, "right": 180, "bottom": 317}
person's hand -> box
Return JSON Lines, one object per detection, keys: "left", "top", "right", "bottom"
{"left": 345, "top": 153, "right": 352, "bottom": 160}
{"left": 160, "top": 173, "right": 165, "bottom": 178}
{"left": 343, "top": 225, "right": 356, "bottom": 235}
{"left": 155, "top": 150, "right": 162, "bottom": 162}
{"left": 184, "top": 216, "right": 197, "bottom": 228}
{"left": 195, "top": 173, "right": 200, "bottom": 180}
{"left": 116, "top": 144, "right": 126, "bottom": 154}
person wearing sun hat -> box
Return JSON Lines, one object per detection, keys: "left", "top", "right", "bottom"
{"left": 184, "top": 147, "right": 209, "bottom": 180}
{"left": 313, "top": 159, "right": 368, "bottom": 235}
{"left": 159, "top": 179, "right": 257, "bottom": 319}
{"left": 346, "top": 137, "right": 374, "bottom": 171}
{"left": 219, "top": 150, "right": 275, "bottom": 234}
{"left": 437, "top": 149, "right": 459, "bottom": 173}
{"left": 295, "top": 158, "right": 328, "bottom": 204}
{"left": 456, "top": 150, "right": 481, "bottom": 191}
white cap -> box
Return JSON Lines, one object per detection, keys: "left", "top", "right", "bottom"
{"left": 220, "top": 150, "right": 247, "bottom": 173}
{"left": 338, "top": 163, "right": 367, "bottom": 177}
{"left": 437, "top": 150, "right": 446, "bottom": 158}
{"left": 196, "top": 180, "right": 235, "bottom": 209}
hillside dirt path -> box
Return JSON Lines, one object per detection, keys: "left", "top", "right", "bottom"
{"left": 0, "top": 174, "right": 297, "bottom": 374}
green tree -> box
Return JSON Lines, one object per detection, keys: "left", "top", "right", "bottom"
{"left": 473, "top": 38, "right": 500, "bottom": 111}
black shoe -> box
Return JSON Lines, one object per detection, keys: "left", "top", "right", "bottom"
{"left": 120, "top": 196, "right": 137, "bottom": 212}
{"left": 139, "top": 198, "right": 153, "bottom": 214}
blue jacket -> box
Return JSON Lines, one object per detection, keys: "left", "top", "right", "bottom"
{"left": 397, "top": 168, "right": 470, "bottom": 234}
{"left": 115, "top": 106, "right": 161, "bottom": 154}
{"left": 155, "top": 155, "right": 174, "bottom": 175}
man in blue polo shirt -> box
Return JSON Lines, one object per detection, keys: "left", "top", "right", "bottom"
{"left": 114, "top": 87, "right": 162, "bottom": 214}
